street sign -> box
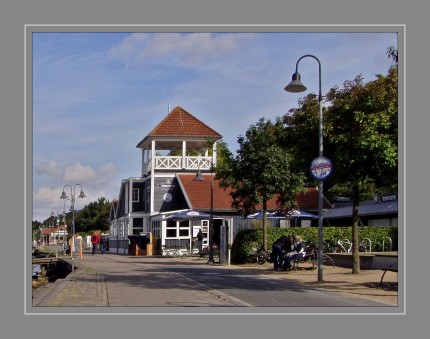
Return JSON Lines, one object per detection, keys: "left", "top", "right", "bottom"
{"left": 310, "top": 156, "right": 333, "bottom": 180}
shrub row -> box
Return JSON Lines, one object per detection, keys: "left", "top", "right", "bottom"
{"left": 230, "top": 226, "right": 398, "bottom": 264}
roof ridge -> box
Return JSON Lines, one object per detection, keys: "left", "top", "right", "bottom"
{"left": 149, "top": 106, "right": 222, "bottom": 137}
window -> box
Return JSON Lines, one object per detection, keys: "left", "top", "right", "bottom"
{"left": 132, "top": 188, "right": 139, "bottom": 202}
{"left": 179, "top": 220, "right": 189, "bottom": 237}
{"left": 166, "top": 220, "right": 177, "bottom": 238}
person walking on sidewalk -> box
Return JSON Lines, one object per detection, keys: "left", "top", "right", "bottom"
{"left": 91, "top": 232, "right": 100, "bottom": 255}
{"left": 196, "top": 229, "right": 204, "bottom": 253}
{"left": 100, "top": 234, "right": 107, "bottom": 255}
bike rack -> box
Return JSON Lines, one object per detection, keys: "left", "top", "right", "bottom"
{"left": 362, "top": 238, "right": 372, "bottom": 253}
{"left": 382, "top": 237, "right": 392, "bottom": 252}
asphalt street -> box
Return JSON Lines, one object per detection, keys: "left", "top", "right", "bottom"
{"left": 31, "top": 250, "right": 398, "bottom": 313}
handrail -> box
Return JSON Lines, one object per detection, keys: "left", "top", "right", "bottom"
{"left": 382, "top": 237, "right": 392, "bottom": 252}
{"left": 362, "top": 238, "right": 372, "bottom": 253}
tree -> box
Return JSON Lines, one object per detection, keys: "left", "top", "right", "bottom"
{"left": 216, "top": 118, "right": 306, "bottom": 251}
{"left": 74, "top": 197, "right": 111, "bottom": 233}
{"left": 324, "top": 65, "right": 398, "bottom": 273}
{"left": 279, "top": 95, "right": 324, "bottom": 187}
{"left": 281, "top": 57, "right": 397, "bottom": 274}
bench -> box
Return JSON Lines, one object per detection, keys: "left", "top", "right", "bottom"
{"left": 380, "top": 262, "right": 398, "bottom": 287}
{"left": 291, "top": 251, "right": 335, "bottom": 270}
{"left": 292, "top": 253, "right": 316, "bottom": 270}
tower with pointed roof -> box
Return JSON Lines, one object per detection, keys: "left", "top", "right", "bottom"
{"left": 136, "top": 106, "right": 222, "bottom": 213}
{"left": 109, "top": 106, "right": 223, "bottom": 254}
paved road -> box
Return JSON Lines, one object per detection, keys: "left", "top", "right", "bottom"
{"left": 31, "top": 251, "right": 396, "bottom": 312}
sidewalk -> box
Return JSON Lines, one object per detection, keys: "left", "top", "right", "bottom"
{"left": 31, "top": 250, "right": 399, "bottom": 309}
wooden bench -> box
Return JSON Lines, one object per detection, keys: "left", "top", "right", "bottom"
{"left": 380, "top": 262, "right": 398, "bottom": 287}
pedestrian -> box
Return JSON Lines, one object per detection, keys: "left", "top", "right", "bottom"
{"left": 90, "top": 232, "right": 100, "bottom": 255}
{"left": 282, "top": 235, "right": 306, "bottom": 270}
{"left": 271, "top": 235, "right": 293, "bottom": 271}
{"left": 196, "top": 229, "right": 204, "bottom": 253}
{"left": 100, "top": 234, "right": 107, "bottom": 255}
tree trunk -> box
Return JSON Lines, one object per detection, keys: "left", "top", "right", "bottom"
{"left": 352, "top": 183, "right": 360, "bottom": 274}
{"left": 262, "top": 199, "right": 268, "bottom": 251}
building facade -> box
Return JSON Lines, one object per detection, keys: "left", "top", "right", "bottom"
{"left": 108, "top": 106, "right": 329, "bottom": 255}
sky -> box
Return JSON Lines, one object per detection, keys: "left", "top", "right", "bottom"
{"left": 31, "top": 30, "right": 397, "bottom": 222}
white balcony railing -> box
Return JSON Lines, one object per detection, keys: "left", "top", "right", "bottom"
{"left": 143, "top": 156, "right": 212, "bottom": 174}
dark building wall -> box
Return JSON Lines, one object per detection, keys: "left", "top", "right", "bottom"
{"left": 132, "top": 181, "right": 145, "bottom": 212}
{"left": 153, "top": 177, "right": 188, "bottom": 212}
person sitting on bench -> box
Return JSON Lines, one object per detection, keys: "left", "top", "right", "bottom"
{"left": 282, "top": 235, "right": 306, "bottom": 270}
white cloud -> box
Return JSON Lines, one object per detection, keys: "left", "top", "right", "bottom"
{"left": 110, "top": 32, "right": 255, "bottom": 66}
{"left": 32, "top": 161, "right": 119, "bottom": 221}
{"left": 64, "top": 162, "right": 98, "bottom": 182}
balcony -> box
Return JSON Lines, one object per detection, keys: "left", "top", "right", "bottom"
{"left": 143, "top": 156, "right": 212, "bottom": 174}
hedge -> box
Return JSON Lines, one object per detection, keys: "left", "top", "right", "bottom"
{"left": 230, "top": 226, "right": 398, "bottom": 264}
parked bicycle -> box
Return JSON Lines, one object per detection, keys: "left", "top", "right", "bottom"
{"left": 256, "top": 247, "right": 272, "bottom": 265}
{"left": 302, "top": 241, "right": 335, "bottom": 267}
{"left": 335, "top": 239, "right": 367, "bottom": 253}
{"left": 323, "top": 239, "right": 366, "bottom": 253}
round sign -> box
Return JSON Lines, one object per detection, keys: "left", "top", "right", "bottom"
{"left": 310, "top": 157, "right": 333, "bottom": 180}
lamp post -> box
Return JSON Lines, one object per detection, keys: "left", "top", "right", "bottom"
{"left": 62, "top": 199, "right": 72, "bottom": 256}
{"left": 285, "top": 54, "right": 326, "bottom": 282}
{"left": 193, "top": 159, "right": 215, "bottom": 265}
{"left": 60, "top": 184, "right": 86, "bottom": 271}
{"left": 51, "top": 208, "right": 60, "bottom": 257}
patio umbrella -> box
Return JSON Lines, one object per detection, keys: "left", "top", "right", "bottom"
{"left": 164, "top": 209, "right": 213, "bottom": 221}
{"left": 286, "top": 209, "right": 318, "bottom": 227}
{"left": 245, "top": 211, "right": 286, "bottom": 219}
{"left": 286, "top": 209, "right": 318, "bottom": 219}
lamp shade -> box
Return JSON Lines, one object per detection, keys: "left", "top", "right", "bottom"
{"left": 193, "top": 170, "right": 205, "bottom": 182}
{"left": 284, "top": 72, "right": 307, "bottom": 93}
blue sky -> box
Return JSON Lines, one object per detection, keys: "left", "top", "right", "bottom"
{"left": 32, "top": 31, "right": 397, "bottom": 222}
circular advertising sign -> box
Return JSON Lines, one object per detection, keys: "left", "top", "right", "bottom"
{"left": 310, "top": 157, "right": 333, "bottom": 180}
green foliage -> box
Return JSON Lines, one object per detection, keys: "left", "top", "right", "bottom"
{"left": 32, "top": 220, "right": 42, "bottom": 232}
{"left": 74, "top": 197, "right": 111, "bottom": 233}
{"left": 216, "top": 118, "right": 307, "bottom": 251}
{"left": 217, "top": 118, "right": 306, "bottom": 216}
{"left": 230, "top": 226, "right": 398, "bottom": 264}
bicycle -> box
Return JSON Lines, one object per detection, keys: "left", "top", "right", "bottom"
{"left": 335, "top": 239, "right": 367, "bottom": 253}
{"left": 256, "top": 247, "right": 272, "bottom": 265}
{"left": 304, "top": 241, "right": 335, "bottom": 268}
{"left": 336, "top": 239, "right": 353, "bottom": 253}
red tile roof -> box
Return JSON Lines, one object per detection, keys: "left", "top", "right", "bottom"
{"left": 149, "top": 106, "right": 222, "bottom": 138}
{"left": 177, "top": 174, "right": 330, "bottom": 213}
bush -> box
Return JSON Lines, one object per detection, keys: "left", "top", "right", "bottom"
{"left": 230, "top": 226, "right": 398, "bottom": 264}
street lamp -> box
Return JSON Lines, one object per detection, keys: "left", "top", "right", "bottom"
{"left": 193, "top": 160, "right": 215, "bottom": 265}
{"left": 51, "top": 207, "right": 60, "bottom": 257}
{"left": 285, "top": 54, "right": 326, "bottom": 282}
{"left": 62, "top": 199, "right": 72, "bottom": 254}
{"left": 60, "top": 184, "right": 86, "bottom": 271}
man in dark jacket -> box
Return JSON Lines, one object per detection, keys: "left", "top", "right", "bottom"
{"left": 100, "top": 234, "right": 107, "bottom": 255}
{"left": 271, "top": 235, "right": 294, "bottom": 271}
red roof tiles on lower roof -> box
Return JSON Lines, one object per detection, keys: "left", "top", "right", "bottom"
{"left": 177, "top": 174, "right": 330, "bottom": 212}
